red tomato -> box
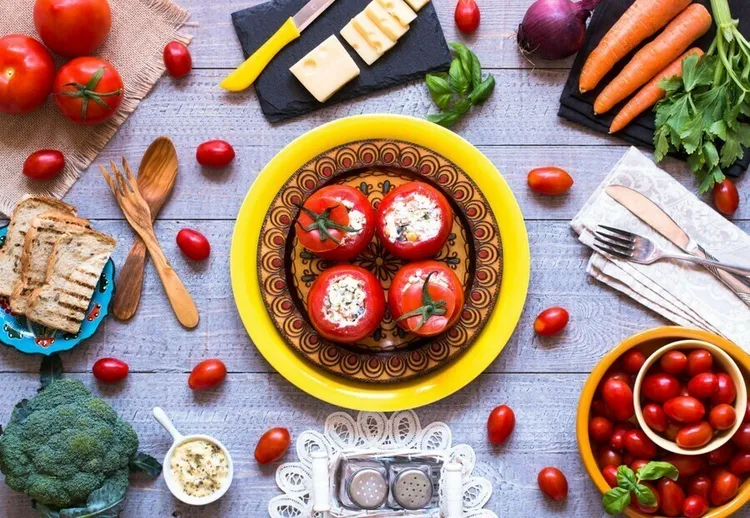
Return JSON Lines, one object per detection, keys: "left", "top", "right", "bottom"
{"left": 732, "top": 422, "right": 750, "bottom": 451}
{"left": 643, "top": 403, "right": 668, "bottom": 433}
{"left": 709, "top": 404, "right": 737, "bottom": 431}
{"left": 687, "top": 475, "right": 712, "bottom": 501}
{"left": 92, "top": 357, "right": 129, "bottom": 383}
{"left": 712, "top": 373, "right": 736, "bottom": 406}
{"left": 729, "top": 451, "right": 750, "bottom": 476}
{"left": 610, "top": 428, "right": 628, "bottom": 451}
{"left": 34, "top": 0, "right": 111, "bottom": 57}
{"left": 527, "top": 167, "right": 574, "bottom": 195}
{"left": 308, "top": 265, "right": 385, "bottom": 343}
{"left": 642, "top": 372, "right": 681, "bottom": 403}
{"left": 23, "top": 150, "right": 65, "bottom": 180}
{"left": 196, "top": 139, "right": 235, "bottom": 168}
{"left": 744, "top": 401, "right": 750, "bottom": 423}
{"left": 686, "top": 350, "right": 713, "bottom": 377}
{"left": 598, "top": 448, "right": 623, "bottom": 468}
{"left": 682, "top": 495, "right": 709, "bottom": 518}
{"left": 624, "top": 430, "right": 657, "bottom": 459}
{"left": 708, "top": 442, "right": 735, "bottom": 465}
{"left": 602, "top": 465, "right": 618, "bottom": 487}
{"left": 713, "top": 179, "right": 740, "bottom": 217}
{"left": 487, "top": 404, "right": 515, "bottom": 445}
{"left": 537, "top": 467, "right": 567, "bottom": 501}
{"left": 688, "top": 373, "right": 719, "bottom": 399}
{"left": 664, "top": 423, "right": 681, "bottom": 442}
{"left": 602, "top": 378, "right": 634, "bottom": 421}
{"left": 622, "top": 350, "right": 646, "bottom": 374}
{"left": 176, "top": 228, "right": 211, "bottom": 261}
{"left": 662, "top": 453, "right": 706, "bottom": 478}
{"left": 660, "top": 350, "right": 688, "bottom": 375}
{"left": 389, "top": 261, "right": 464, "bottom": 337}
{"left": 631, "top": 481, "right": 659, "bottom": 514}
{"left": 533, "top": 307, "right": 569, "bottom": 336}
{"left": 0, "top": 35, "right": 54, "bottom": 114}
{"left": 375, "top": 181, "right": 453, "bottom": 260}
{"left": 630, "top": 459, "right": 649, "bottom": 471}
{"left": 589, "top": 417, "right": 613, "bottom": 443}
{"left": 163, "top": 41, "right": 192, "bottom": 78}
{"left": 53, "top": 57, "right": 123, "bottom": 125}
{"left": 677, "top": 422, "right": 714, "bottom": 449}
{"left": 592, "top": 399, "right": 617, "bottom": 422}
{"left": 710, "top": 470, "right": 740, "bottom": 506}
{"left": 296, "top": 185, "right": 375, "bottom": 261}
{"left": 188, "top": 359, "right": 227, "bottom": 390}
{"left": 602, "top": 369, "right": 633, "bottom": 388}
{"left": 454, "top": 0, "right": 480, "bottom": 34}
{"left": 254, "top": 427, "right": 290, "bottom": 464}
{"left": 657, "top": 478, "right": 686, "bottom": 517}
{"left": 664, "top": 397, "right": 705, "bottom": 424}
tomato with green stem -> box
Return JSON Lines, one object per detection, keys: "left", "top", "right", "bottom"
{"left": 53, "top": 57, "right": 123, "bottom": 125}
{"left": 0, "top": 34, "right": 55, "bottom": 114}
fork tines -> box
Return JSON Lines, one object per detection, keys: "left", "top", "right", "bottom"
{"left": 593, "top": 224, "right": 635, "bottom": 259}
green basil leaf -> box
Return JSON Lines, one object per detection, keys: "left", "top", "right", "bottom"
{"left": 129, "top": 452, "right": 163, "bottom": 478}
{"left": 602, "top": 486, "right": 631, "bottom": 515}
{"left": 636, "top": 461, "right": 679, "bottom": 482}
{"left": 633, "top": 484, "right": 657, "bottom": 507}
{"left": 427, "top": 112, "right": 462, "bottom": 128}
{"left": 469, "top": 75, "right": 495, "bottom": 105}
{"left": 470, "top": 52, "right": 482, "bottom": 90}
{"left": 39, "top": 354, "right": 63, "bottom": 391}
{"left": 449, "top": 59, "right": 469, "bottom": 95}
{"left": 425, "top": 73, "right": 453, "bottom": 110}
{"left": 616, "top": 465, "right": 637, "bottom": 490}
{"left": 449, "top": 42, "right": 473, "bottom": 80}
{"left": 454, "top": 98, "right": 472, "bottom": 115}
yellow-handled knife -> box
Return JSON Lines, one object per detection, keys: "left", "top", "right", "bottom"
{"left": 220, "top": 0, "right": 338, "bottom": 91}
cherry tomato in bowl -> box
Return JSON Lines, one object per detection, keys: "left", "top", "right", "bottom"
{"left": 53, "top": 57, "right": 123, "bottom": 125}
{"left": 533, "top": 306, "right": 569, "bottom": 336}
{"left": 196, "top": 140, "right": 235, "bottom": 168}
{"left": 34, "top": 0, "right": 111, "bottom": 57}
{"left": 163, "top": 41, "right": 192, "bottom": 78}
{"left": 176, "top": 228, "right": 211, "bottom": 261}
{"left": 487, "top": 404, "right": 515, "bottom": 445}
{"left": 713, "top": 179, "right": 739, "bottom": 217}
{"left": 0, "top": 34, "right": 55, "bottom": 114}
{"left": 527, "top": 167, "right": 574, "bottom": 195}
{"left": 23, "top": 150, "right": 65, "bottom": 181}
{"left": 537, "top": 467, "right": 568, "bottom": 501}
{"left": 255, "top": 427, "right": 291, "bottom": 464}
{"left": 188, "top": 359, "right": 227, "bottom": 390}
{"left": 92, "top": 357, "right": 129, "bottom": 383}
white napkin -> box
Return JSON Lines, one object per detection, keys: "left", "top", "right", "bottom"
{"left": 571, "top": 147, "right": 750, "bottom": 351}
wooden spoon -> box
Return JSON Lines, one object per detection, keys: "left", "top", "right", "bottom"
{"left": 112, "top": 137, "right": 178, "bottom": 321}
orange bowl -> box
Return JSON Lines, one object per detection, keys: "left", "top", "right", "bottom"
{"left": 576, "top": 326, "right": 750, "bottom": 518}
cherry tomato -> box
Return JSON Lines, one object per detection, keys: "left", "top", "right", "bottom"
{"left": 527, "top": 167, "right": 574, "bottom": 195}
{"left": 163, "top": 41, "right": 192, "bottom": 78}
{"left": 708, "top": 442, "right": 735, "bottom": 465}
{"left": 682, "top": 495, "right": 709, "bottom": 518}
{"left": 624, "top": 430, "right": 657, "bottom": 459}
{"left": 709, "top": 404, "right": 737, "bottom": 431}
{"left": 677, "top": 422, "right": 714, "bottom": 449}
{"left": 35, "top": 0, "right": 110, "bottom": 57}
{"left": 660, "top": 350, "right": 688, "bottom": 375}
{"left": 454, "top": 0, "right": 480, "bottom": 34}
{"left": 254, "top": 427, "right": 290, "bottom": 464}
{"left": 687, "top": 373, "right": 718, "bottom": 399}
{"left": 686, "top": 349, "right": 713, "bottom": 377}
{"left": 621, "top": 350, "right": 646, "bottom": 374}
{"left": 631, "top": 481, "right": 659, "bottom": 514}
{"left": 610, "top": 428, "right": 628, "bottom": 451}
{"left": 643, "top": 403, "right": 668, "bottom": 433}
{"left": 602, "top": 368, "right": 633, "bottom": 388}
{"left": 664, "top": 397, "right": 706, "bottom": 424}
{"left": 630, "top": 459, "right": 649, "bottom": 472}
{"left": 732, "top": 422, "right": 750, "bottom": 451}
{"left": 592, "top": 399, "right": 617, "bottom": 422}
{"left": 176, "top": 228, "right": 211, "bottom": 261}
{"left": 712, "top": 373, "right": 737, "bottom": 406}
{"left": 598, "top": 448, "right": 623, "bottom": 468}
{"left": 196, "top": 139, "right": 235, "bottom": 168}
{"left": 92, "top": 357, "right": 129, "bottom": 383}
{"left": 664, "top": 423, "right": 681, "bottom": 442}
{"left": 375, "top": 181, "right": 453, "bottom": 261}
{"left": 296, "top": 185, "right": 375, "bottom": 261}
{"left": 389, "top": 261, "right": 464, "bottom": 337}
{"left": 23, "top": 150, "right": 65, "bottom": 181}
{"left": 657, "top": 478, "right": 686, "bottom": 517}
{"left": 729, "top": 451, "right": 750, "bottom": 476}
{"left": 589, "top": 417, "right": 613, "bottom": 443}
{"left": 642, "top": 372, "right": 681, "bottom": 403}
{"left": 713, "top": 179, "right": 740, "bottom": 217}
{"left": 602, "top": 378, "right": 634, "bottom": 421}
{"left": 662, "top": 453, "right": 706, "bottom": 478}
{"left": 687, "top": 475, "right": 712, "bottom": 501}
{"left": 487, "top": 404, "right": 515, "bottom": 445}
{"left": 710, "top": 470, "right": 740, "bottom": 506}
{"left": 537, "top": 467, "right": 567, "bottom": 502}
{"left": 0, "top": 35, "right": 55, "bottom": 114}
{"left": 188, "top": 359, "right": 227, "bottom": 390}
{"left": 602, "top": 465, "right": 618, "bottom": 487}
{"left": 533, "top": 307, "right": 569, "bottom": 336}
{"left": 53, "top": 57, "right": 123, "bottom": 125}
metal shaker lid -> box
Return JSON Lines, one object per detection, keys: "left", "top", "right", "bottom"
{"left": 392, "top": 468, "right": 433, "bottom": 510}
{"left": 347, "top": 468, "right": 388, "bottom": 510}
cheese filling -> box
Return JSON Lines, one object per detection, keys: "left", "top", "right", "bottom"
{"left": 383, "top": 193, "right": 442, "bottom": 243}
{"left": 407, "top": 270, "right": 450, "bottom": 289}
{"left": 323, "top": 275, "right": 367, "bottom": 327}
{"left": 338, "top": 198, "right": 365, "bottom": 244}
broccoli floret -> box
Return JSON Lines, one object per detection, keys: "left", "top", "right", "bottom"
{"left": 0, "top": 379, "right": 139, "bottom": 509}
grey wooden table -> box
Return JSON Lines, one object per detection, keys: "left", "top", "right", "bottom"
{"left": 1, "top": 1, "right": 748, "bottom": 516}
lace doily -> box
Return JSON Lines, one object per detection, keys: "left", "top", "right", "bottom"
{"left": 269, "top": 410, "right": 496, "bottom": 518}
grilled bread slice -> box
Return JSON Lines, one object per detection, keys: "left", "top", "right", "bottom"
{"left": 26, "top": 230, "right": 116, "bottom": 334}
{"left": 0, "top": 197, "right": 77, "bottom": 297}
{"left": 10, "top": 211, "right": 91, "bottom": 315}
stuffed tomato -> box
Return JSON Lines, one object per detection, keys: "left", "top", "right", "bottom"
{"left": 307, "top": 265, "right": 385, "bottom": 343}
{"left": 295, "top": 185, "right": 374, "bottom": 261}
{"left": 375, "top": 182, "right": 453, "bottom": 261}
{"left": 388, "top": 261, "right": 464, "bottom": 337}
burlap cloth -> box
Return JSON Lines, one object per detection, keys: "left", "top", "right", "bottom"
{"left": 0, "top": 0, "right": 192, "bottom": 216}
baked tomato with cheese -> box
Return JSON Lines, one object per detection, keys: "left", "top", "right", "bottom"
{"left": 307, "top": 265, "right": 385, "bottom": 343}
{"left": 388, "top": 261, "right": 464, "bottom": 337}
{"left": 375, "top": 182, "right": 453, "bottom": 260}
{"left": 296, "top": 185, "right": 374, "bottom": 261}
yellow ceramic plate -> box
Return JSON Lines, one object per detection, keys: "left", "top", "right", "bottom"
{"left": 231, "top": 115, "right": 530, "bottom": 411}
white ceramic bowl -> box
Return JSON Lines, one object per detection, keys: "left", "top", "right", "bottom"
{"left": 153, "top": 407, "right": 234, "bottom": 506}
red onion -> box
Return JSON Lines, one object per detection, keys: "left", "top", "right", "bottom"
{"left": 518, "top": 0, "right": 600, "bottom": 61}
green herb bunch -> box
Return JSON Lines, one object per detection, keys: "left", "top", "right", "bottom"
{"left": 654, "top": 0, "right": 750, "bottom": 193}
{"left": 602, "top": 461, "right": 679, "bottom": 515}
{"left": 425, "top": 42, "right": 495, "bottom": 128}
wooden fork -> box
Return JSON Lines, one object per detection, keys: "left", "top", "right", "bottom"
{"left": 101, "top": 159, "right": 200, "bottom": 329}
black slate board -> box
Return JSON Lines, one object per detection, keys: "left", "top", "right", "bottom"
{"left": 232, "top": 0, "right": 451, "bottom": 123}
{"left": 560, "top": 0, "right": 750, "bottom": 178}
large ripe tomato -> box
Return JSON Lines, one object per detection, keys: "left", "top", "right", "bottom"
{"left": 487, "top": 404, "right": 515, "bottom": 445}
{"left": 296, "top": 185, "right": 375, "bottom": 261}
{"left": 188, "top": 359, "right": 227, "bottom": 390}
{"left": 375, "top": 181, "right": 453, "bottom": 260}
{"left": 388, "top": 261, "right": 464, "bottom": 337}
{"left": 601, "top": 378, "right": 634, "bottom": 421}
{"left": 642, "top": 373, "right": 681, "bottom": 403}
{"left": 34, "top": 0, "right": 111, "bottom": 57}
{"left": 53, "top": 57, "right": 123, "bottom": 125}
{"left": 657, "top": 478, "right": 686, "bottom": 517}
{"left": 307, "top": 265, "right": 385, "bottom": 343}
{"left": 0, "top": 34, "right": 55, "bottom": 114}
{"left": 254, "top": 427, "right": 290, "bottom": 465}
{"left": 664, "top": 396, "right": 705, "bottom": 424}
{"left": 92, "top": 357, "right": 129, "bottom": 383}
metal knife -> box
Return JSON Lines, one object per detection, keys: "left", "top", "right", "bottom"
{"left": 605, "top": 185, "right": 750, "bottom": 307}
{"left": 220, "top": 0, "right": 338, "bottom": 92}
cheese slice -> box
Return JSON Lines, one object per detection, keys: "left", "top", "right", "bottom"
{"left": 404, "top": 0, "right": 430, "bottom": 11}
{"left": 289, "top": 36, "right": 360, "bottom": 103}
{"left": 375, "top": 0, "right": 417, "bottom": 26}
{"left": 341, "top": 21, "right": 382, "bottom": 66}
{"left": 352, "top": 12, "right": 396, "bottom": 55}
{"left": 365, "top": 1, "right": 409, "bottom": 41}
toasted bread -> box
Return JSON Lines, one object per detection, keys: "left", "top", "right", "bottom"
{"left": 0, "top": 197, "right": 77, "bottom": 297}
{"left": 26, "top": 230, "right": 116, "bottom": 334}
{"left": 10, "top": 211, "right": 91, "bottom": 315}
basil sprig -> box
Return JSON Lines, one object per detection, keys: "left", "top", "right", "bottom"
{"left": 602, "top": 462, "right": 679, "bottom": 515}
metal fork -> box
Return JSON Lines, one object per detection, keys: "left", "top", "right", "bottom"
{"left": 101, "top": 159, "right": 200, "bottom": 329}
{"left": 593, "top": 225, "right": 750, "bottom": 277}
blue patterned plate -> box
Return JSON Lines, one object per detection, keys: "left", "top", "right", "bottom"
{"left": 0, "top": 225, "right": 115, "bottom": 355}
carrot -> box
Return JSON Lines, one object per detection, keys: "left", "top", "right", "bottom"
{"left": 594, "top": 4, "right": 712, "bottom": 115}
{"left": 609, "top": 48, "right": 703, "bottom": 133}
{"left": 579, "top": 0, "right": 692, "bottom": 93}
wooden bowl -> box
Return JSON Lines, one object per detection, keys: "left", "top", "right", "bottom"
{"left": 633, "top": 340, "right": 747, "bottom": 456}
{"left": 576, "top": 326, "right": 750, "bottom": 518}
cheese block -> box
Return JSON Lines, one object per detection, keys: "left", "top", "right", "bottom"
{"left": 353, "top": 12, "right": 396, "bottom": 55}
{"left": 341, "top": 21, "right": 382, "bottom": 66}
{"left": 375, "top": 0, "right": 417, "bottom": 26}
{"left": 404, "top": 0, "right": 430, "bottom": 11}
{"left": 290, "top": 36, "right": 360, "bottom": 103}
{"left": 365, "top": 1, "right": 409, "bottom": 41}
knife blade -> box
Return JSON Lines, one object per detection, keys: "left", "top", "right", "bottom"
{"left": 220, "top": 0, "right": 338, "bottom": 92}
{"left": 605, "top": 185, "right": 750, "bottom": 307}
